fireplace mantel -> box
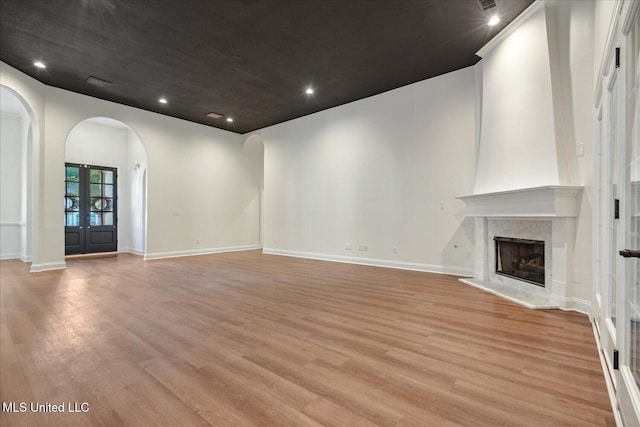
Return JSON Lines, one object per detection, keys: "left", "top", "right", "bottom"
{"left": 456, "top": 185, "right": 586, "bottom": 312}
{"left": 456, "top": 185, "right": 583, "bottom": 218}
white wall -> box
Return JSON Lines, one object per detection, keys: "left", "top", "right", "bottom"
{"left": 243, "top": 134, "right": 265, "bottom": 247}
{"left": 551, "top": 0, "right": 596, "bottom": 305}
{"left": 0, "top": 112, "right": 23, "bottom": 258}
{"left": 0, "top": 85, "right": 31, "bottom": 260}
{"left": 0, "top": 61, "right": 260, "bottom": 269}
{"left": 474, "top": 4, "right": 561, "bottom": 194}
{"left": 128, "top": 129, "right": 147, "bottom": 255}
{"left": 21, "top": 113, "right": 32, "bottom": 260}
{"left": 141, "top": 115, "right": 259, "bottom": 258}
{"left": 256, "top": 67, "right": 476, "bottom": 275}
{"left": 0, "top": 68, "right": 45, "bottom": 269}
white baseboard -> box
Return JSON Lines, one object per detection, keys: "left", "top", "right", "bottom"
{"left": 119, "top": 248, "right": 145, "bottom": 256}
{"left": 30, "top": 261, "right": 66, "bottom": 272}
{"left": 262, "top": 248, "right": 474, "bottom": 277}
{"left": 1, "top": 253, "right": 32, "bottom": 262}
{"left": 144, "top": 244, "right": 260, "bottom": 261}
{"left": 553, "top": 295, "right": 592, "bottom": 316}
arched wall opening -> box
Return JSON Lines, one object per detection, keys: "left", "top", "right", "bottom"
{"left": 243, "top": 134, "right": 264, "bottom": 247}
{"left": 64, "top": 117, "right": 148, "bottom": 256}
{"left": 0, "top": 85, "right": 37, "bottom": 262}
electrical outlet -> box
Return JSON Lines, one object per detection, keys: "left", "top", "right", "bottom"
{"left": 393, "top": 246, "right": 398, "bottom": 254}
{"left": 358, "top": 243, "right": 368, "bottom": 251}
{"left": 171, "top": 210, "right": 180, "bottom": 216}
{"left": 345, "top": 243, "right": 353, "bottom": 250}
{"left": 196, "top": 239, "right": 200, "bottom": 245}
{"left": 440, "top": 202, "right": 445, "bottom": 210}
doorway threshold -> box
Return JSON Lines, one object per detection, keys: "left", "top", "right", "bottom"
{"left": 65, "top": 252, "right": 118, "bottom": 260}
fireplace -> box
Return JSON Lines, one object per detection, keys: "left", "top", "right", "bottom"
{"left": 456, "top": 186, "right": 583, "bottom": 311}
{"left": 494, "top": 237, "right": 545, "bottom": 286}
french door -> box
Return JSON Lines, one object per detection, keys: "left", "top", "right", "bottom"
{"left": 594, "top": 27, "right": 623, "bottom": 394}
{"left": 64, "top": 163, "right": 118, "bottom": 255}
{"left": 597, "top": 3, "right": 640, "bottom": 424}
{"left": 619, "top": 6, "right": 640, "bottom": 424}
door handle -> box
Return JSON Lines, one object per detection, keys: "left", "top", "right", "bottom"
{"left": 620, "top": 249, "right": 640, "bottom": 258}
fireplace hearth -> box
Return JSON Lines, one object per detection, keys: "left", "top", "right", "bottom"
{"left": 494, "top": 237, "right": 545, "bottom": 286}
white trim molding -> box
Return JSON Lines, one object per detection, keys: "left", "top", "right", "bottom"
{"left": 121, "top": 248, "right": 145, "bottom": 256}
{"left": 262, "top": 248, "right": 474, "bottom": 277}
{"left": 144, "top": 244, "right": 260, "bottom": 261}
{"left": 30, "top": 262, "right": 66, "bottom": 272}
{"left": 456, "top": 185, "right": 583, "bottom": 217}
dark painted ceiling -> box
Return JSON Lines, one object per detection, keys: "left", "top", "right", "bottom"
{"left": 0, "top": 0, "right": 534, "bottom": 134}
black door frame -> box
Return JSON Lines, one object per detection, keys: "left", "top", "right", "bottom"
{"left": 65, "top": 163, "right": 118, "bottom": 255}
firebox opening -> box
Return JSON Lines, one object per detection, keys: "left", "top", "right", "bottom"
{"left": 494, "top": 237, "right": 545, "bottom": 287}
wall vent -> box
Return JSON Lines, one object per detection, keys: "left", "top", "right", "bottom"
{"left": 85, "top": 76, "right": 112, "bottom": 88}
{"left": 478, "top": 0, "right": 497, "bottom": 11}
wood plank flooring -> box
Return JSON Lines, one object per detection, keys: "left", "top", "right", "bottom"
{"left": 0, "top": 250, "right": 614, "bottom": 426}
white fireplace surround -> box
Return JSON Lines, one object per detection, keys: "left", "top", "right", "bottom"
{"left": 457, "top": 186, "right": 584, "bottom": 312}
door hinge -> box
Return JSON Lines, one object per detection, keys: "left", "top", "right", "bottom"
{"left": 614, "top": 199, "right": 620, "bottom": 219}
{"left": 614, "top": 349, "right": 619, "bottom": 370}
{"left": 615, "top": 47, "right": 620, "bottom": 68}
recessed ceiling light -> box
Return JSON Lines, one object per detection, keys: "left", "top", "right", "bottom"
{"left": 226, "top": 117, "right": 234, "bottom": 123}
{"left": 488, "top": 15, "right": 500, "bottom": 26}
{"left": 159, "top": 98, "right": 168, "bottom": 104}
{"left": 34, "top": 61, "right": 46, "bottom": 69}
{"left": 305, "top": 87, "right": 314, "bottom": 95}
{"left": 206, "top": 112, "right": 222, "bottom": 119}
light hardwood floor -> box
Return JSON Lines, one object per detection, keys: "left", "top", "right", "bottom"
{"left": 1, "top": 251, "right": 614, "bottom": 426}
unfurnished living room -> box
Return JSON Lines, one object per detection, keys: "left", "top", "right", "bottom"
{"left": 0, "top": 0, "right": 638, "bottom": 426}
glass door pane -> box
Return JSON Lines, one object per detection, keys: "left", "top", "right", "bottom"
{"left": 610, "top": 82, "right": 620, "bottom": 327}
{"left": 65, "top": 165, "right": 81, "bottom": 227}
{"left": 88, "top": 168, "right": 114, "bottom": 226}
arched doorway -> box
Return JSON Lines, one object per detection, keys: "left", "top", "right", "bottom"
{"left": 64, "top": 117, "right": 148, "bottom": 256}
{"left": 0, "top": 85, "right": 36, "bottom": 262}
